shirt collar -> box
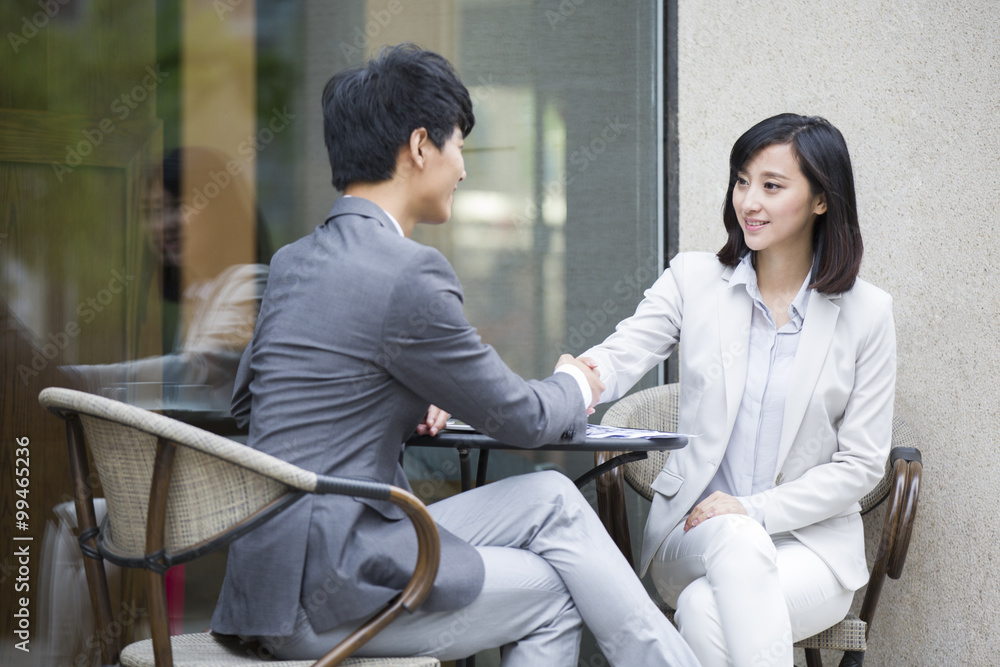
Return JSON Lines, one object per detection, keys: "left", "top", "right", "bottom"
{"left": 340, "top": 195, "right": 405, "bottom": 237}
{"left": 729, "top": 253, "right": 813, "bottom": 327}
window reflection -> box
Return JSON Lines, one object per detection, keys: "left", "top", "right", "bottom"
{"left": 61, "top": 147, "right": 269, "bottom": 413}
{"left": 0, "top": 0, "right": 661, "bottom": 660}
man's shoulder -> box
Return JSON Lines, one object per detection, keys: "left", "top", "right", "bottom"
{"left": 273, "top": 216, "right": 443, "bottom": 269}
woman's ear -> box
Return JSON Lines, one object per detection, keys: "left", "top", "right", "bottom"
{"left": 407, "top": 127, "right": 429, "bottom": 169}
{"left": 814, "top": 192, "right": 828, "bottom": 216}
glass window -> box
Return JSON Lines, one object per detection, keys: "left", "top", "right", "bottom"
{"left": 1, "top": 0, "right": 663, "bottom": 661}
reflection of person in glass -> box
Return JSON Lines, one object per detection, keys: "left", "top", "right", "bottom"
{"left": 63, "top": 147, "right": 269, "bottom": 412}
{"left": 579, "top": 114, "right": 895, "bottom": 665}
{"left": 210, "top": 45, "right": 698, "bottom": 666}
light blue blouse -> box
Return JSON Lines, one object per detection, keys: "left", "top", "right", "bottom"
{"left": 694, "top": 253, "right": 812, "bottom": 526}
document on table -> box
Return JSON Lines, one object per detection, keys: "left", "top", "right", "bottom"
{"left": 585, "top": 424, "right": 684, "bottom": 441}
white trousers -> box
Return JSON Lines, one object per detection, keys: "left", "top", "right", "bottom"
{"left": 265, "top": 470, "right": 699, "bottom": 666}
{"left": 649, "top": 514, "right": 854, "bottom": 667}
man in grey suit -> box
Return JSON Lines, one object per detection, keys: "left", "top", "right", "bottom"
{"left": 210, "top": 44, "right": 698, "bottom": 666}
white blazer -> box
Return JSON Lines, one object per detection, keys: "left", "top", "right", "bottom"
{"left": 583, "top": 252, "right": 896, "bottom": 590}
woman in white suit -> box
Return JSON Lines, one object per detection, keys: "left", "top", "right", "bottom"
{"left": 581, "top": 114, "right": 896, "bottom": 666}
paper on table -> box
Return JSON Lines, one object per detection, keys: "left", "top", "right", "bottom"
{"left": 444, "top": 419, "right": 477, "bottom": 432}
{"left": 443, "top": 421, "right": 687, "bottom": 440}
{"left": 585, "top": 424, "right": 683, "bottom": 440}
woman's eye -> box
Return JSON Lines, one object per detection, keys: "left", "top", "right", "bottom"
{"left": 764, "top": 182, "right": 781, "bottom": 190}
{"left": 736, "top": 177, "right": 748, "bottom": 186}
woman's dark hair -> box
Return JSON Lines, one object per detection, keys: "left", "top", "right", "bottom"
{"left": 322, "top": 43, "right": 475, "bottom": 191}
{"left": 717, "top": 113, "right": 862, "bottom": 294}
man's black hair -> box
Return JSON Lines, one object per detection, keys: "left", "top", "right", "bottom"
{"left": 322, "top": 43, "right": 475, "bottom": 191}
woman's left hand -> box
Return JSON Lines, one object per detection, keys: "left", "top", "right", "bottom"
{"left": 415, "top": 404, "right": 450, "bottom": 436}
{"left": 684, "top": 491, "right": 747, "bottom": 532}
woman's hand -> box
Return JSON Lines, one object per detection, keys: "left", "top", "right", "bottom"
{"left": 415, "top": 404, "right": 449, "bottom": 437}
{"left": 684, "top": 491, "right": 747, "bottom": 532}
{"left": 555, "top": 354, "right": 604, "bottom": 414}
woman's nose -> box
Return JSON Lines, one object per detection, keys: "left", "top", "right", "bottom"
{"left": 741, "top": 188, "right": 761, "bottom": 213}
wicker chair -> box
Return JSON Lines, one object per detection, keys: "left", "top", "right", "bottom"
{"left": 39, "top": 387, "right": 441, "bottom": 667}
{"left": 595, "top": 383, "right": 922, "bottom": 667}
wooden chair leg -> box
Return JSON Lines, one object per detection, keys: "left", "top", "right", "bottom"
{"left": 805, "top": 647, "right": 823, "bottom": 667}
{"left": 145, "top": 438, "right": 178, "bottom": 666}
{"left": 147, "top": 569, "right": 173, "bottom": 665}
{"left": 837, "top": 650, "right": 865, "bottom": 666}
{"left": 66, "top": 417, "right": 120, "bottom": 666}
{"left": 594, "top": 451, "right": 634, "bottom": 568}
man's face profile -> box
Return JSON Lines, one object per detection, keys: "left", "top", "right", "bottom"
{"left": 414, "top": 126, "right": 466, "bottom": 225}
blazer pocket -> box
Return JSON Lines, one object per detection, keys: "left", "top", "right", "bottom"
{"left": 650, "top": 469, "right": 684, "bottom": 498}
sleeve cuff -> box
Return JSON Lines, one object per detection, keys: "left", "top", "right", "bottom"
{"left": 737, "top": 496, "right": 766, "bottom": 526}
{"left": 554, "top": 364, "right": 592, "bottom": 411}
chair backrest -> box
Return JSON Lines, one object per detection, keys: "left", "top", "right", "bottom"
{"left": 41, "top": 387, "right": 443, "bottom": 667}
{"left": 601, "top": 383, "right": 679, "bottom": 502}
{"left": 39, "top": 387, "right": 310, "bottom": 561}
{"left": 601, "top": 383, "right": 910, "bottom": 514}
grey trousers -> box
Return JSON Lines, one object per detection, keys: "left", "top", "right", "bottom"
{"left": 263, "top": 470, "right": 699, "bottom": 666}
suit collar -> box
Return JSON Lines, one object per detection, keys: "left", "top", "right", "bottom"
{"left": 775, "top": 290, "right": 841, "bottom": 469}
{"left": 719, "top": 270, "right": 752, "bottom": 431}
{"left": 324, "top": 196, "right": 399, "bottom": 235}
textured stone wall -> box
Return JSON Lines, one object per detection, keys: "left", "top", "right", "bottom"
{"left": 676, "top": 1, "right": 1000, "bottom": 663}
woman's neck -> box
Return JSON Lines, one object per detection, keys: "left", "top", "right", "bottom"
{"left": 754, "top": 250, "right": 812, "bottom": 328}
{"left": 754, "top": 249, "right": 812, "bottom": 295}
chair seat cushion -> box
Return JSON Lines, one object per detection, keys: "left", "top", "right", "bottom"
{"left": 120, "top": 632, "right": 441, "bottom": 667}
{"left": 792, "top": 614, "right": 867, "bottom": 651}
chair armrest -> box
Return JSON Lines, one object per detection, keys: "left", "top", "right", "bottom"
{"left": 858, "top": 446, "right": 922, "bottom": 636}
{"left": 595, "top": 450, "right": 635, "bottom": 568}
{"left": 313, "top": 480, "right": 441, "bottom": 667}
{"left": 887, "top": 448, "right": 922, "bottom": 579}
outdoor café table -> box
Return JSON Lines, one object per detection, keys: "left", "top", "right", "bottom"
{"left": 159, "top": 406, "right": 688, "bottom": 492}
{"left": 406, "top": 427, "right": 688, "bottom": 492}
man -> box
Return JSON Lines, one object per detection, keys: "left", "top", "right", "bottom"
{"left": 211, "top": 44, "right": 698, "bottom": 666}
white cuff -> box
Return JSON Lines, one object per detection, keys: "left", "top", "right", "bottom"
{"left": 737, "top": 496, "right": 766, "bottom": 526}
{"left": 555, "top": 364, "right": 592, "bottom": 411}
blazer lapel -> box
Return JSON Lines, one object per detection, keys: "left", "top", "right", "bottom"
{"left": 776, "top": 291, "right": 841, "bottom": 469}
{"left": 718, "top": 269, "right": 752, "bottom": 433}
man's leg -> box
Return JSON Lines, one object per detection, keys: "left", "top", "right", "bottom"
{"left": 265, "top": 546, "right": 583, "bottom": 665}
{"left": 429, "top": 470, "right": 699, "bottom": 667}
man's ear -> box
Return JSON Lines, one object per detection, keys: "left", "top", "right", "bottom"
{"left": 407, "top": 127, "right": 429, "bottom": 169}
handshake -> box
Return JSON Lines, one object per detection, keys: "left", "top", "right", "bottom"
{"left": 556, "top": 354, "right": 604, "bottom": 414}
{"left": 418, "top": 354, "right": 605, "bottom": 436}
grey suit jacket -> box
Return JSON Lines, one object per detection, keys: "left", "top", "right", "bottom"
{"left": 211, "top": 196, "right": 586, "bottom": 636}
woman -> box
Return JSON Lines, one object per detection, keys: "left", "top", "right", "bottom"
{"left": 580, "top": 113, "right": 895, "bottom": 665}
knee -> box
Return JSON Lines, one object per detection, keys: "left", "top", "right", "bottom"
{"left": 702, "top": 514, "right": 776, "bottom": 569}
{"left": 531, "top": 470, "right": 587, "bottom": 506}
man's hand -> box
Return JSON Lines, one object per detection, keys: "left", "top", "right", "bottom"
{"left": 415, "top": 404, "right": 449, "bottom": 436}
{"left": 555, "top": 354, "right": 605, "bottom": 413}
{"left": 684, "top": 491, "right": 747, "bottom": 532}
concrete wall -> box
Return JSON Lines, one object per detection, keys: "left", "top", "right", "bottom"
{"left": 676, "top": 1, "right": 1000, "bottom": 663}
